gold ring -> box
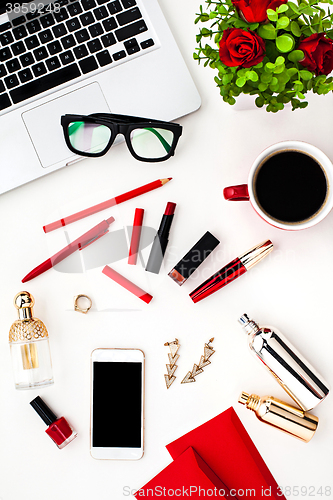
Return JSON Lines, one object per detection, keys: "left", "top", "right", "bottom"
{"left": 74, "top": 295, "right": 92, "bottom": 314}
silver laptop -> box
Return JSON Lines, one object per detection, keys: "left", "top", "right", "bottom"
{"left": 0, "top": 0, "right": 200, "bottom": 194}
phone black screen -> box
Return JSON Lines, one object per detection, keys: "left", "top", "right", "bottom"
{"left": 92, "top": 361, "right": 142, "bottom": 448}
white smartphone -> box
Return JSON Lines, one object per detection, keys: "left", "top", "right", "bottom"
{"left": 90, "top": 348, "right": 145, "bottom": 460}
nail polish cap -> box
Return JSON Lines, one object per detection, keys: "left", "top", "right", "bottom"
{"left": 169, "top": 231, "right": 220, "bottom": 283}
{"left": 30, "top": 396, "right": 58, "bottom": 426}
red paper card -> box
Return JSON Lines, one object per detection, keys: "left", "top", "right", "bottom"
{"left": 135, "top": 446, "right": 232, "bottom": 499}
{"left": 166, "top": 407, "right": 286, "bottom": 500}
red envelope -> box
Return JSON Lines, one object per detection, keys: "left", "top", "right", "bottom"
{"left": 135, "top": 446, "right": 232, "bottom": 499}
{"left": 166, "top": 407, "right": 285, "bottom": 500}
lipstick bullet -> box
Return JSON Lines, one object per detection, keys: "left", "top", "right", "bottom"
{"left": 190, "top": 239, "right": 273, "bottom": 303}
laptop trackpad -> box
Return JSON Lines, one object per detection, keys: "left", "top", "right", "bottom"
{"left": 22, "top": 82, "right": 110, "bottom": 168}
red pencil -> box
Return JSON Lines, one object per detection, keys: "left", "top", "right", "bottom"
{"left": 43, "top": 178, "right": 172, "bottom": 233}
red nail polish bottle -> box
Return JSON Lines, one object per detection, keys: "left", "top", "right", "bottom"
{"left": 30, "top": 396, "right": 77, "bottom": 449}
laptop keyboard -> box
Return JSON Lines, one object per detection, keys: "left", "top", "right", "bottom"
{"left": 0, "top": 0, "right": 156, "bottom": 111}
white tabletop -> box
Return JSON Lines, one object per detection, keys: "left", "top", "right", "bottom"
{"left": 1, "top": 0, "right": 333, "bottom": 499}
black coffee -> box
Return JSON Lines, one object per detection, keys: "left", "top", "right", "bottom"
{"left": 254, "top": 151, "right": 328, "bottom": 223}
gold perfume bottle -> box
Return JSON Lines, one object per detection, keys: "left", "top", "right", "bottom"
{"left": 238, "top": 392, "right": 318, "bottom": 442}
{"left": 9, "top": 292, "right": 54, "bottom": 390}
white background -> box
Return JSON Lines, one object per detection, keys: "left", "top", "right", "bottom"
{"left": 1, "top": 0, "right": 333, "bottom": 499}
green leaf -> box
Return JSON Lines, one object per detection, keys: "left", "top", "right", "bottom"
{"left": 291, "top": 21, "right": 301, "bottom": 36}
{"left": 218, "top": 5, "right": 228, "bottom": 14}
{"left": 276, "top": 34, "right": 295, "bottom": 52}
{"left": 261, "top": 72, "right": 273, "bottom": 83}
{"left": 258, "top": 24, "right": 276, "bottom": 40}
{"left": 267, "top": 9, "right": 278, "bottom": 22}
{"left": 288, "top": 49, "right": 304, "bottom": 62}
{"left": 274, "top": 64, "right": 286, "bottom": 73}
{"left": 278, "top": 4, "right": 289, "bottom": 13}
{"left": 249, "top": 23, "right": 259, "bottom": 30}
{"left": 247, "top": 70, "right": 259, "bottom": 82}
{"left": 236, "top": 77, "right": 246, "bottom": 87}
{"left": 288, "top": 2, "right": 300, "bottom": 14}
{"left": 275, "top": 56, "right": 285, "bottom": 65}
{"left": 277, "top": 16, "right": 290, "bottom": 29}
{"left": 299, "top": 70, "right": 313, "bottom": 80}
{"left": 258, "top": 83, "right": 268, "bottom": 91}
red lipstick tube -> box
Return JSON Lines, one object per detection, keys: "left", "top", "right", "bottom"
{"left": 128, "top": 208, "right": 144, "bottom": 265}
{"left": 145, "top": 202, "right": 176, "bottom": 274}
{"left": 30, "top": 396, "right": 77, "bottom": 449}
{"left": 190, "top": 240, "right": 273, "bottom": 303}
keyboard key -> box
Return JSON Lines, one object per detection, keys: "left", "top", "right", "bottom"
{"left": 115, "top": 19, "right": 147, "bottom": 42}
{"left": 6, "top": 58, "right": 21, "bottom": 73}
{"left": 97, "top": 0, "right": 108, "bottom": 4}
{"left": 94, "top": 6, "right": 108, "bottom": 19}
{"left": 46, "top": 55, "right": 61, "bottom": 70}
{"left": 116, "top": 7, "right": 141, "bottom": 26}
{"left": 39, "top": 29, "right": 54, "bottom": 43}
{"left": 75, "top": 28, "right": 90, "bottom": 43}
{"left": 32, "top": 61, "right": 47, "bottom": 77}
{"left": 140, "top": 38, "right": 154, "bottom": 49}
{"left": 34, "top": 46, "right": 48, "bottom": 60}
{"left": 68, "top": 2, "right": 83, "bottom": 16}
{"left": 112, "top": 49, "right": 125, "bottom": 60}
{"left": 96, "top": 49, "right": 112, "bottom": 66}
{"left": 26, "top": 35, "right": 40, "bottom": 49}
{"left": 82, "top": 0, "right": 97, "bottom": 10}
{"left": 101, "top": 32, "right": 116, "bottom": 46}
{"left": 57, "top": 0, "right": 69, "bottom": 6}
{"left": 40, "top": 14, "right": 55, "bottom": 28}
{"left": 19, "top": 52, "right": 35, "bottom": 67}
{"left": 11, "top": 41, "right": 26, "bottom": 56}
{"left": 54, "top": 8, "right": 69, "bottom": 22}
{"left": 74, "top": 44, "right": 88, "bottom": 58}
{"left": 66, "top": 18, "right": 81, "bottom": 32}
{"left": 102, "top": 17, "right": 117, "bottom": 31}
{"left": 0, "top": 80, "right": 5, "bottom": 93}
{"left": 13, "top": 25, "right": 28, "bottom": 40}
{"left": 52, "top": 23, "right": 67, "bottom": 37}
{"left": 0, "top": 47, "right": 13, "bottom": 62}
{"left": 80, "top": 12, "right": 94, "bottom": 26}
{"left": 121, "top": 0, "right": 136, "bottom": 7}
{"left": 47, "top": 40, "right": 62, "bottom": 54}
{"left": 18, "top": 68, "right": 34, "bottom": 83}
{"left": 87, "top": 39, "right": 102, "bottom": 53}
{"left": 79, "top": 55, "right": 98, "bottom": 73}
{"left": 0, "top": 93, "right": 11, "bottom": 110}
{"left": 89, "top": 23, "right": 103, "bottom": 37}
{"left": 124, "top": 37, "right": 139, "bottom": 54}
{"left": 5, "top": 74, "right": 19, "bottom": 89}
{"left": 26, "top": 11, "right": 40, "bottom": 20}
{"left": 0, "top": 64, "right": 7, "bottom": 77}
{"left": 107, "top": 0, "right": 122, "bottom": 14}
{"left": 0, "top": 22, "right": 11, "bottom": 34}
{"left": 61, "top": 34, "right": 76, "bottom": 48}
{"left": 10, "top": 63, "right": 81, "bottom": 104}
{"left": 0, "top": 32, "right": 14, "bottom": 46}
{"left": 60, "top": 50, "right": 75, "bottom": 64}
{"left": 27, "top": 19, "right": 42, "bottom": 34}
{"left": 12, "top": 16, "right": 26, "bottom": 26}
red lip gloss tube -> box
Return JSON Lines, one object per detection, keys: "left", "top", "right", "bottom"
{"left": 190, "top": 240, "right": 273, "bottom": 303}
{"left": 30, "top": 396, "right": 77, "bottom": 449}
{"left": 128, "top": 208, "right": 144, "bottom": 265}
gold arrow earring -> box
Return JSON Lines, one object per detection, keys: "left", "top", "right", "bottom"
{"left": 164, "top": 339, "right": 180, "bottom": 389}
{"left": 181, "top": 338, "right": 215, "bottom": 384}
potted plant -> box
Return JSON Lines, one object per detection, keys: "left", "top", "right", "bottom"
{"left": 194, "top": 0, "right": 333, "bottom": 111}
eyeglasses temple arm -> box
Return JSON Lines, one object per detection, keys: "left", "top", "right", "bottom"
{"left": 144, "top": 128, "right": 171, "bottom": 153}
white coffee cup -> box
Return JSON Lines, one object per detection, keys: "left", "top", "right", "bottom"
{"left": 223, "top": 141, "right": 333, "bottom": 230}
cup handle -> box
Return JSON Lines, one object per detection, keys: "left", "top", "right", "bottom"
{"left": 223, "top": 184, "right": 249, "bottom": 201}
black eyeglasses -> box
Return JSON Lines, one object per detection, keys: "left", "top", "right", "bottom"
{"left": 61, "top": 113, "right": 182, "bottom": 162}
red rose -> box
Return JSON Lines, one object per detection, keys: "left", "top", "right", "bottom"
{"left": 298, "top": 33, "right": 333, "bottom": 76}
{"left": 232, "top": 0, "right": 288, "bottom": 23}
{"left": 219, "top": 28, "right": 265, "bottom": 68}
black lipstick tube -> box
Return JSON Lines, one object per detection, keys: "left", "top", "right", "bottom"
{"left": 145, "top": 202, "right": 176, "bottom": 274}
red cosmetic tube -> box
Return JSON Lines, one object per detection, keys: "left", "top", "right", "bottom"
{"left": 128, "top": 208, "right": 144, "bottom": 265}
{"left": 190, "top": 240, "right": 273, "bottom": 303}
{"left": 30, "top": 396, "right": 77, "bottom": 449}
{"left": 102, "top": 265, "right": 153, "bottom": 304}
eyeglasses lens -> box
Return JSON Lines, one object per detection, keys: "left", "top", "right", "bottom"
{"left": 130, "top": 127, "right": 174, "bottom": 160}
{"left": 68, "top": 121, "right": 111, "bottom": 155}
